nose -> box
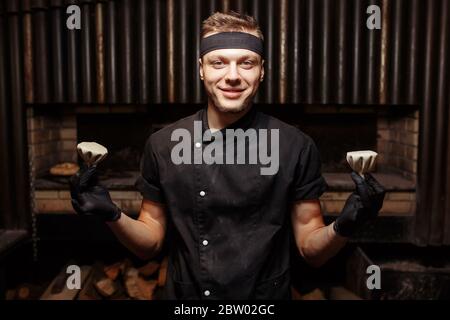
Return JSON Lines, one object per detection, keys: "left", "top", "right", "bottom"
{"left": 225, "top": 62, "right": 241, "bottom": 84}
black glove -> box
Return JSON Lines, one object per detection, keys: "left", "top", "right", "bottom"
{"left": 69, "top": 165, "right": 122, "bottom": 222}
{"left": 333, "top": 172, "right": 386, "bottom": 237}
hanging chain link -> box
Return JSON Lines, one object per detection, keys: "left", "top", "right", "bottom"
{"left": 28, "top": 139, "right": 38, "bottom": 262}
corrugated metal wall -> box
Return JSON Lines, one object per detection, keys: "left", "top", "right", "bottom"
{"left": 416, "top": 0, "right": 450, "bottom": 246}
{"left": 16, "top": 0, "right": 430, "bottom": 105}
{"left": 1, "top": 0, "right": 450, "bottom": 245}
{"left": 0, "top": 0, "right": 30, "bottom": 230}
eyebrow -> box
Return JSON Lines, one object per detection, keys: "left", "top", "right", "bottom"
{"left": 207, "top": 55, "right": 259, "bottom": 62}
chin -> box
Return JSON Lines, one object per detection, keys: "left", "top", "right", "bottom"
{"left": 215, "top": 99, "right": 250, "bottom": 114}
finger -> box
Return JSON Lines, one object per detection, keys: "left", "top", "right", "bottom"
{"left": 69, "top": 173, "right": 81, "bottom": 199}
{"left": 348, "top": 193, "right": 363, "bottom": 210}
{"left": 351, "top": 172, "right": 379, "bottom": 204}
{"left": 351, "top": 172, "right": 371, "bottom": 206}
{"left": 350, "top": 171, "right": 364, "bottom": 185}
{"left": 79, "top": 165, "right": 98, "bottom": 190}
{"left": 76, "top": 193, "right": 96, "bottom": 214}
{"left": 361, "top": 175, "right": 380, "bottom": 202}
{"left": 351, "top": 171, "right": 376, "bottom": 192}
{"left": 90, "top": 185, "right": 110, "bottom": 198}
{"left": 71, "top": 199, "right": 84, "bottom": 215}
{"left": 365, "top": 173, "right": 386, "bottom": 195}
{"left": 69, "top": 163, "right": 90, "bottom": 196}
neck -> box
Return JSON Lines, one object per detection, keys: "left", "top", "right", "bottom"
{"left": 206, "top": 102, "right": 252, "bottom": 132}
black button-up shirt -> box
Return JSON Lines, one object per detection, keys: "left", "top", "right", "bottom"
{"left": 135, "top": 106, "right": 327, "bottom": 300}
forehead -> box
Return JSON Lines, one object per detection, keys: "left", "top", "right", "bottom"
{"left": 203, "top": 48, "right": 261, "bottom": 61}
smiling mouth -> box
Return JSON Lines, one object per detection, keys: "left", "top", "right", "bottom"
{"left": 220, "top": 88, "right": 245, "bottom": 99}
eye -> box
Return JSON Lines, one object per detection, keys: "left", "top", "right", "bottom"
{"left": 240, "top": 61, "right": 254, "bottom": 69}
{"left": 212, "top": 61, "right": 225, "bottom": 68}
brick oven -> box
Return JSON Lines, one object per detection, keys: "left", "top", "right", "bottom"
{"left": 29, "top": 106, "right": 418, "bottom": 226}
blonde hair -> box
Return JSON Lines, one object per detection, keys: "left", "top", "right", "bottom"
{"left": 201, "top": 11, "right": 264, "bottom": 41}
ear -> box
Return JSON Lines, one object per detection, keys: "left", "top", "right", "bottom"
{"left": 199, "top": 58, "right": 204, "bottom": 80}
{"left": 260, "top": 59, "right": 265, "bottom": 82}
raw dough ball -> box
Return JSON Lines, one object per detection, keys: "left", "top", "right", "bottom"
{"left": 77, "top": 142, "right": 108, "bottom": 166}
{"left": 346, "top": 150, "right": 377, "bottom": 177}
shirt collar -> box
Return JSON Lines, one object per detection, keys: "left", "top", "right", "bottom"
{"left": 199, "top": 105, "right": 258, "bottom": 137}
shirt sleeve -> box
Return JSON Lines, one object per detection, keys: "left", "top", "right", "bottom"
{"left": 135, "top": 135, "right": 165, "bottom": 203}
{"left": 291, "top": 134, "right": 328, "bottom": 202}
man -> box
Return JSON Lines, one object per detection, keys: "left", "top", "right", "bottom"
{"left": 70, "top": 12, "right": 385, "bottom": 300}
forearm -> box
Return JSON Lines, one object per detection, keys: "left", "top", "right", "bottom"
{"left": 106, "top": 212, "right": 164, "bottom": 260}
{"left": 301, "top": 222, "right": 348, "bottom": 267}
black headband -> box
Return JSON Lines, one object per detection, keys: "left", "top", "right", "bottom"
{"left": 200, "top": 32, "right": 264, "bottom": 57}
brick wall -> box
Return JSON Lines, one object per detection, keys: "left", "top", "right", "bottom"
{"left": 377, "top": 111, "right": 418, "bottom": 182}
{"left": 320, "top": 191, "right": 416, "bottom": 216}
{"left": 35, "top": 190, "right": 143, "bottom": 214}
{"left": 27, "top": 108, "right": 78, "bottom": 177}
{"left": 35, "top": 188, "right": 415, "bottom": 217}
{"left": 29, "top": 107, "right": 417, "bottom": 217}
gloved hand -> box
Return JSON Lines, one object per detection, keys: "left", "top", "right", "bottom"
{"left": 333, "top": 172, "right": 385, "bottom": 237}
{"left": 69, "top": 165, "right": 122, "bottom": 222}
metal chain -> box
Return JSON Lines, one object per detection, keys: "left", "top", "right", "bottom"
{"left": 28, "top": 137, "right": 38, "bottom": 262}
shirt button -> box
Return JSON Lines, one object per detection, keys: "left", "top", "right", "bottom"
{"left": 199, "top": 190, "right": 206, "bottom": 197}
{"left": 204, "top": 290, "right": 211, "bottom": 297}
{"left": 195, "top": 142, "right": 202, "bottom": 148}
{"left": 202, "top": 239, "right": 208, "bottom": 246}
